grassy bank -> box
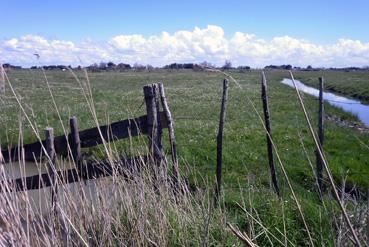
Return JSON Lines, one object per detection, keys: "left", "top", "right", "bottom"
{"left": 1, "top": 69, "right": 368, "bottom": 245}
{"left": 292, "top": 70, "right": 369, "bottom": 104}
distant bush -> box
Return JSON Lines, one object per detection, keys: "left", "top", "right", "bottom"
{"left": 163, "top": 63, "right": 201, "bottom": 70}
{"left": 264, "top": 64, "right": 292, "bottom": 70}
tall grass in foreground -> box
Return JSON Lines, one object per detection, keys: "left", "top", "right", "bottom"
{"left": 0, "top": 68, "right": 368, "bottom": 246}
{"left": 0, "top": 157, "right": 236, "bottom": 246}
{"left": 0, "top": 68, "right": 237, "bottom": 246}
{"left": 1, "top": 157, "right": 367, "bottom": 246}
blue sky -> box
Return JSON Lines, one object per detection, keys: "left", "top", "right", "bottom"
{"left": 1, "top": 0, "right": 369, "bottom": 67}
{"left": 2, "top": 0, "right": 369, "bottom": 42}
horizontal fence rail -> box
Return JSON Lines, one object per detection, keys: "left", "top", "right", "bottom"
{"left": 0, "top": 82, "right": 179, "bottom": 194}
{"left": 1, "top": 112, "right": 168, "bottom": 163}
{"left": 0, "top": 155, "right": 148, "bottom": 192}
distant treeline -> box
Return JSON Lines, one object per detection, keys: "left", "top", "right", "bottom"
{"left": 260, "top": 64, "right": 369, "bottom": 72}
{"left": 2, "top": 62, "right": 369, "bottom": 72}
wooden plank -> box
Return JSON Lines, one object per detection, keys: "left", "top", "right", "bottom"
{"left": 78, "top": 115, "right": 146, "bottom": 148}
{"left": 261, "top": 72, "right": 280, "bottom": 197}
{"left": 75, "top": 112, "right": 167, "bottom": 148}
{"left": 2, "top": 140, "right": 44, "bottom": 163}
{"left": 1, "top": 113, "right": 168, "bottom": 163}
{"left": 2, "top": 134, "right": 68, "bottom": 163}
{"left": 215, "top": 79, "right": 229, "bottom": 204}
{"left": 0, "top": 156, "right": 147, "bottom": 192}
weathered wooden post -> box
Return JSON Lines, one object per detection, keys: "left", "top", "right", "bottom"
{"left": 0, "top": 64, "right": 5, "bottom": 94}
{"left": 367, "top": 188, "right": 369, "bottom": 239}
{"left": 316, "top": 77, "right": 325, "bottom": 197}
{"left": 45, "top": 127, "right": 57, "bottom": 205}
{"left": 261, "top": 72, "right": 280, "bottom": 197}
{"left": 158, "top": 82, "right": 180, "bottom": 183}
{"left": 70, "top": 117, "right": 82, "bottom": 177}
{"left": 0, "top": 150, "right": 4, "bottom": 164}
{"left": 153, "top": 83, "right": 164, "bottom": 159}
{"left": 143, "top": 83, "right": 163, "bottom": 165}
{"left": 215, "top": 79, "right": 229, "bottom": 204}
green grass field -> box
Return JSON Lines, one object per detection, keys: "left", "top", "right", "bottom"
{"left": 1, "top": 69, "right": 369, "bottom": 245}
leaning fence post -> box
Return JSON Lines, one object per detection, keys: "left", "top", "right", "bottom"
{"left": 316, "top": 77, "right": 325, "bottom": 197}
{"left": 158, "top": 82, "right": 180, "bottom": 183}
{"left": 45, "top": 127, "right": 57, "bottom": 206}
{"left": 215, "top": 79, "right": 229, "bottom": 204}
{"left": 143, "top": 83, "right": 163, "bottom": 165}
{"left": 261, "top": 72, "right": 281, "bottom": 197}
{"left": 70, "top": 117, "right": 82, "bottom": 177}
{"left": 153, "top": 83, "right": 164, "bottom": 159}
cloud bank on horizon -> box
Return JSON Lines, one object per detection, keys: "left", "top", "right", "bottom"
{"left": 1, "top": 25, "right": 369, "bottom": 68}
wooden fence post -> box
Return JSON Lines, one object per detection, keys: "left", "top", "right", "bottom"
{"left": 153, "top": 83, "right": 164, "bottom": 158}
{"left": 143, "top": 83, "right": 163, "bottom": 165}
{"left": 0, "top": 150, "right": 3, "bottom": 164}
{"left": 215, "top": 79, "right": 229, "bottom": 204}
{"left": 261, "top": 72, "right": 281, "bottom": 197}
{"left": 158, "top": 83, "right": 180, "bottom": 183}
{"left": 367, "top": 188, "right": 369, "bottom": 239}
{"left": 45, "top": 127, "right": 57, "bottom": 205}
{"left": 316, "top": 77, "right": 325, "bottom": 197}
{"left": 70, "top": 117, "right": 82, "bottom": 175}
{"left": 0, "top": 64, "right": 5, "bottom": 94}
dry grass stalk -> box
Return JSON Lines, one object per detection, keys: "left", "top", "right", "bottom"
{"left": 289, "top": 71, "right": 362, "bottom": 247}
{"left": 227, "top": 222, "right": 258, "bottom": 247}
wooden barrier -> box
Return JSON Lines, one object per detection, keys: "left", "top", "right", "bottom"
{"left": 0, "top": 156, "right": 147, "bottom": 192}
{"left": 1, "top": 112, "right": 168, "bottom": 163}
{"left": 0, "top": 83, "right": 174, "bottom": 192}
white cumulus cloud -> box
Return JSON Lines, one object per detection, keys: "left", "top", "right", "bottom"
{"left": 1, "top": 25, "right": 369, "bottom": 67}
